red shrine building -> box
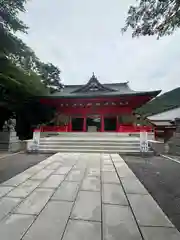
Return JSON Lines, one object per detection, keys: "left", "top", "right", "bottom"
{"left": 40, "top": 74, "right": 161, "bottom": 132}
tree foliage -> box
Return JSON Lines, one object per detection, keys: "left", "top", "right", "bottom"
{"left": 0, "top": 0, "right": 27, "bottom": 31}
{"left": 0, "top": 0, "right": 62, "bottom": 88}
{"left": 39, "top": 63, "right": 62, "bottom": 92}
{"left": 0, "top": 0, "right": 61, "bottom": 138}
{"left": 0, "top": 0, "right": 28, "bottom": 55}
{"left": 0, "top": 57, "right": 47, "bottom": 102}
{"left": 122, "top": 0, "right": 180, "bottom": 38}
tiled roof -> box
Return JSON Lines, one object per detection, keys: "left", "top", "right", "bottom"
{"left": 50, "top": 74, "right": 161, "bottom": 98}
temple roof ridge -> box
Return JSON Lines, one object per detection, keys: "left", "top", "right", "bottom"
{"left": 72, "top": 73, "right": 116, "bottom": 93}
{"left": 64, "top": 81, "right": 129, "bottom": 87}
{"left": 103, "top": 81, "right": 129, "bottom": 86}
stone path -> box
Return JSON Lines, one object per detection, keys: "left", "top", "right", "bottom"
{"left": 0, "top": 153, "right": 179, "bottom": 240}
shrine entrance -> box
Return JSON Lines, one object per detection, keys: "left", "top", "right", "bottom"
{"left": 71, "top": 118, "right": 84, "bottom": 131}
{"left": 86, "top": 116, "right": 101, "bottom": 132}
{"left": 71, "top": 115, "right": 117, "bottom": 132}
{"left": 104, "top": 117, "right": 117, "bottom": 131}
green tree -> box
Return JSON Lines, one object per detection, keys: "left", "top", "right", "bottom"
{"left": 0, "top": 57, "right": 48, "bottom": 101}
{"left": 0, "top": 0, "right": 62, "bottom": 90}
{"left": 0, "top": 0, "right": 61, "bottom": 138}
{"left": 39, "top": 63, "right": 62, "bottom": 92}
{"left": 0, "top": 57, "right": 55, "bottom": 139}
{"left": 122, "top": 0, "right": 180, "bottom": 38}
{"left": 0, "top": 0, "right": 28, "bottom": 55}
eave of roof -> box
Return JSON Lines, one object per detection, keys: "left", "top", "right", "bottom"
{"left": 150, "top": 120, "right": 174, "bottom": 126}
{"left": 46, "top": 73, "right": 161, "bottom": 101}
{"left": 43, "top": 90, "right": 161, "bottom": 99}
{"left": 62, "top": 81, "right": 129, "bottom": 88}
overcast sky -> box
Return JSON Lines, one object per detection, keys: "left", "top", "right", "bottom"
{"left": 19, "top": 0, "right": 180, "bottom": 93}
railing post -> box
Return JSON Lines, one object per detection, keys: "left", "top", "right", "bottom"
{"left": 31, "top": 128, "right": 40, "bottom": 152}
{"left": 140, "top": 131, "right": 148, "bottom": 153}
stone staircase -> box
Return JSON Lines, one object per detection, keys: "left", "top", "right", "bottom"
{"left": 37, "top": 132, "right": 150, "bottom": 154}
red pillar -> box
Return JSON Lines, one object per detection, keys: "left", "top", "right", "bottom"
{"left": 101, "top": 115, "right": 104, "bottom": 132}
{"left": 69, "top": 116, "right": 72, "bottom": 132}
{"left": 116, "top": 116, "right": 119, "bottom": 132}
{"left": 83, "top": 116, "right": 86, "bottom": 132}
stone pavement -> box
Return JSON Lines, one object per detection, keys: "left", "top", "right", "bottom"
{"left": 0, "top": 153, "right": 179, "bottom": 240}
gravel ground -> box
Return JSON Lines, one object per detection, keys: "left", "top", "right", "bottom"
{"left": 0, "top": 153, "right": 52, "bottom": 184}
{"left": 123, "top": 155, "right": 180, "bottom": 232}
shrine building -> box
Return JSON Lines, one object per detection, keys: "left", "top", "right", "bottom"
{"left": 40, "top": 74, "right": 161, "bottom": 132}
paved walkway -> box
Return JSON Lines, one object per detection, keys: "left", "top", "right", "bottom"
{"left": 0, "top": 153, "right": 179, "bottom": 240}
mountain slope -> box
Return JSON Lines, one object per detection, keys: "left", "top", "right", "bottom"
{"left": 137, "top": 87, "right": 180, "bottom": 116}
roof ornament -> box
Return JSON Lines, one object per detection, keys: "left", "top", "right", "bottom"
{"left": 92, "top": 72, "right": 96, "bottom": 79}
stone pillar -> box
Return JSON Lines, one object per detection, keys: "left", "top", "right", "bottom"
{"left": 101, "top": 115, "right": 104, "bottom": 132}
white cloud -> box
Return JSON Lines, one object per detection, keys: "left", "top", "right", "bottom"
{"left": 18, "top": 0, "right": 180, "bottom": 93}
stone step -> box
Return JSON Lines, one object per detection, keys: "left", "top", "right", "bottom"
{"left": 42, "top": 134, "right": 133, "bottom": 138}
{"left": 31, "top": 133, "right": 153, "bottom": 154}
{"left": 39, "top": 141, "right": 140, "bottom": 146}
{"left": 39, "top": 144, "right": 140, "bottom": 150}
{"left": 50, "top": 132, "right": 131, "bottom": 135}
{"left": 38, "top": 148, "right": 142, "bottom": 153}
{"left": 40, "top": 138, "right": 139, "bottom": 143}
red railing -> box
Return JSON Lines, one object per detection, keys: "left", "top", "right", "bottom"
{"left": 39, "top": 125, "right": 68, "bottom": 132}
{"left": 117, "top": 125, "right": 153, "bottom": 132}
{"left": 34, "top": 125, "right": 153, "bottom": 133}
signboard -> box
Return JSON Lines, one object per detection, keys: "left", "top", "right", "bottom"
{"left": 140, "top": 131, "right": 148, "bottom": 152}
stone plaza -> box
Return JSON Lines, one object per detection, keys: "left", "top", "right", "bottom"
{"left": 0, "top": 153, "right": 179, "bottom": 240}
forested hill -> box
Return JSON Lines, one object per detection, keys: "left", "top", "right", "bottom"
{"left": 136, "top": 87, "right": 180, "bottom": 117}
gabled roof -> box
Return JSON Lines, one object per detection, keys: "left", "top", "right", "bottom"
{"left": 72, "top": 73, "right": 115, "bottom": 93}
{"left": 49, "top": 74, "right": 161, "bottom": 99}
